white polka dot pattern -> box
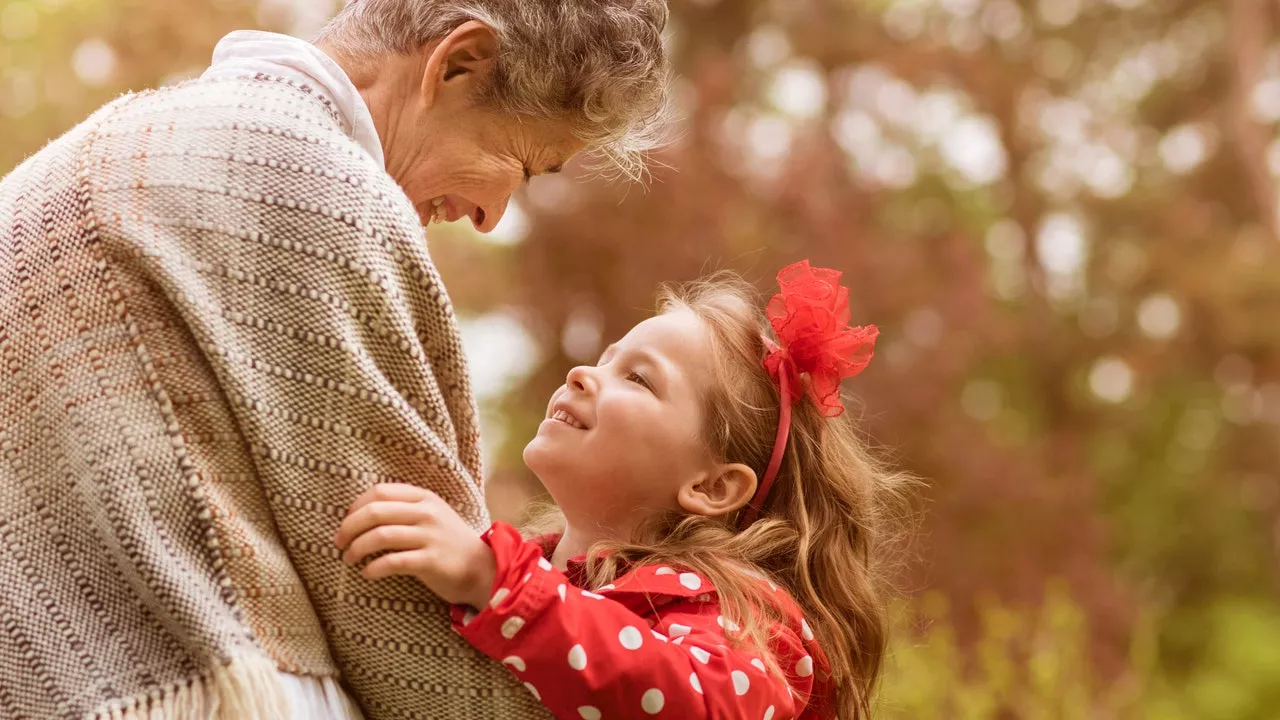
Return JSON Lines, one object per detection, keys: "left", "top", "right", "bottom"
{"left": 450, "top": 524, "right": 822, "bottom": 719}
{"left": 717, "top": 615, "right": 741, "bottom": 633}
{"left": 796, "top": 655, "right": 814, "bottom": 677}
{"left": 618, "top": 626, "right": 644, "bottom": 650}
{"left": 641, "top": 688, "right": 665, "bottom": 714}
{"left": 732, "top": 670, "right": 751, "bottom": 695}
{"left": 489, "top": 587, "right": 510, "bottom": 609}
{"left": 568, "top": 644, "right": 588, "bottom": 671}
{"left": 500, "top": 616, "right": 526, "bottom": 640}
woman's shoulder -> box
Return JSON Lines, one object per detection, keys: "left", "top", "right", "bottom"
{"left": 100, "top": 76, "right": 398, "bottom": 199}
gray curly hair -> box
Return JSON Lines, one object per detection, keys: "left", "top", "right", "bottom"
{"left": 317, "top": 0, "right": 671, "bottom": 180}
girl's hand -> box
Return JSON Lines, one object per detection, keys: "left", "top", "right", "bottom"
{"left": 334, "top": 484, "right": 497, "bottom": 609}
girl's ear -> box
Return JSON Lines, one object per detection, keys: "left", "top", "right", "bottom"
{"left": 677, "top": 463, "right": 759, "bottom": 518}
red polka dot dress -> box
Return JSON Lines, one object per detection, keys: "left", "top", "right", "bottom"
{"left": 450, "top": 522, "right": 834, "bottom": 719}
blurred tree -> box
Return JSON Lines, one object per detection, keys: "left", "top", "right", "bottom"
{"left": 0, "top": 0, "right": 279, "bottom": 171}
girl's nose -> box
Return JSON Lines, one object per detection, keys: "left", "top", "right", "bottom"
{"left": 566, "top": 365, "right": 596, "bottom": 393}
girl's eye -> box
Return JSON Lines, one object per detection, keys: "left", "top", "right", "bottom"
{"left": 627, "top": 371, "right": 652, "bottom": 390}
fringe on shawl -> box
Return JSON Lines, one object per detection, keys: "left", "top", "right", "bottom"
{"left": 87, "top": 655, "right": 362, "bottom": 720}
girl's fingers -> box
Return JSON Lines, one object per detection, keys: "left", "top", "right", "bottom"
{"left": 341, "top": 525, "right": 428, "bottom": 566}
{"left": 335, "top": 500, "right": 427, "bottom": 549}
{"left": 345, "top": 483, "right": 431, "bottom": 517}
{"left": 362, "top": 549, "right": 429, "bottom": 581}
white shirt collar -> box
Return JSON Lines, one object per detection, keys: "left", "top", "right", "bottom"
{"left": 202, "top": 30, "right": 386, "bottom": 169}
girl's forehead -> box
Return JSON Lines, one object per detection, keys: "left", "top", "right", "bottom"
{"left": 611, "top": 310, "right": 716, "bottom": 382}
{"left": 619, "top": 310, "right": 709, "bottom": 352}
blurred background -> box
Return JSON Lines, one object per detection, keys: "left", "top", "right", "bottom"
{"left": 4, "top": 0, "right": 1280, "bottom": 716}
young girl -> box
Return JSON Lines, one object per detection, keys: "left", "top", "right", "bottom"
{"left": 334, "top": 261, "right": 905, "bottom": 719}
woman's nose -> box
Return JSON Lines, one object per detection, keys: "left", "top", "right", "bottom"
{"left": 471, "top": 196, "right": 508, "bottom": 234}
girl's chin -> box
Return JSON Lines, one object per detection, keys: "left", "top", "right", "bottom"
{"left": 522, "top": 439, "right": 573, "bottom": 484}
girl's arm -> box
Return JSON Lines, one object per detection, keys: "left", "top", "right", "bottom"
{"left": 453, "top": 521, "right": 812, "bottom": 720}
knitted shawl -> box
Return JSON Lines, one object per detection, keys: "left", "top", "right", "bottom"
{"left": 0, "top": 73, "right": 550, "bottom": 720}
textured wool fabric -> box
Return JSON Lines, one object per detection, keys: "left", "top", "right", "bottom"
{"left": 0, "top": 73, "right": 551, "bottom": 720}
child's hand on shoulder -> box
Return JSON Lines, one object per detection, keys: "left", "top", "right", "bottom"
{"left": 334, "top": 483, "right": 497, "bottom": 610}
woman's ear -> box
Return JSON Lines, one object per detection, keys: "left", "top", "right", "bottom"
{"left": 420, "top": 20, "right": 499, "bottom": 107}
{"left": 677, "top": 464, "right": 759, "bottom": 518}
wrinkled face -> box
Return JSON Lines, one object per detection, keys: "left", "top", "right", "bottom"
{"left": 391, "top": 101, "right": 583, "bottom": 232}
{"left": 523, "top": 309, "right": 719, "bottom": 532}
{"left": 366, "top": 21, "right": 587, "bottom": 232}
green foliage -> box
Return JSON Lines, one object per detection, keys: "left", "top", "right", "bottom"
{"left": 880, "top": 591, "right": 1280, "bottom": 720}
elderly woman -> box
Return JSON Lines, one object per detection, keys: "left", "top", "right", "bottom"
{"left": 0, "top": 1, "right": 667, "bottom": 719}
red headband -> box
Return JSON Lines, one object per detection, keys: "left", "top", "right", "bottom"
{"left": 739, "top": 261, "right": 879, "bottom": 526}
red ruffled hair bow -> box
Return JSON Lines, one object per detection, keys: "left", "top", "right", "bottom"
{"left": 763, "top": 261, "right": 879, "bottom": 417}
{"left": 743, "top": 261, "right": 878, "bottom": 526}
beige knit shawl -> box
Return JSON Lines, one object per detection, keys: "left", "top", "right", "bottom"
{"left": 0, "top": 74, "right": 550, "bottom": 720}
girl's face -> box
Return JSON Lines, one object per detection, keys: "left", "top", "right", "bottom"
{"left": 523, "top": 309, "right": 722, "bottom": 535}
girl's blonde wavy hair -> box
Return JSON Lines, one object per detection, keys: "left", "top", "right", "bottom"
{"left": 528, "top": 271, "right": 911, "bottom": 718}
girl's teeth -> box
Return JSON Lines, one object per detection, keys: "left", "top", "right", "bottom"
{"left": 554, "top": 410, "right": 581, "bottom": 428}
